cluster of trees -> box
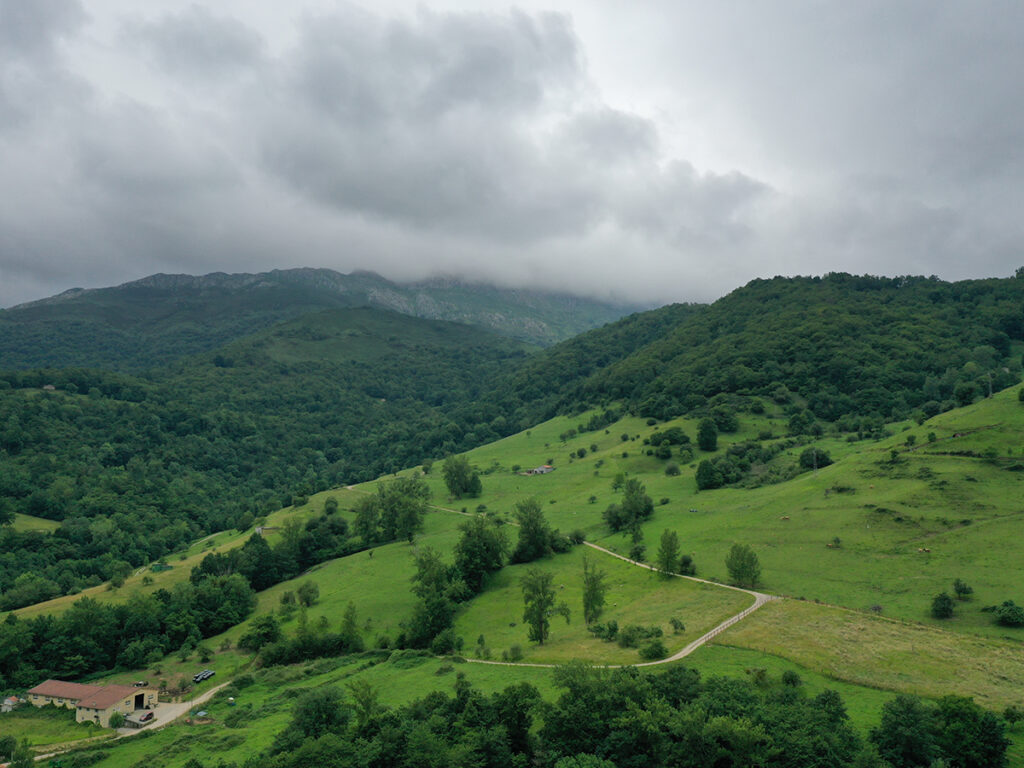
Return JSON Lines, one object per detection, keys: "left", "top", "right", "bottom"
{"left": 725, "top": 544, "right": 761, "bottom": 588}
{"left": 351, "top": 477, "right": 430, "bottom": 545}
{"left": 256, "top": 604, "right": 365, "bottom": 666}
{"left": 930, "top": 578, "right": 1024, "bottom": 628}
{"left": 400, "top": 517, "right": 510, "bottom": 653}
{"left": 656, "top": 529, "right": 695, "bottom": 577}
{"left": 191, "top": 515, "right": 352, "bottom": 592}
{"left": 603, "top": 479, "right": 655, "bottom": 537}
{"left": 441, "top": 455, "right": 482, "bottom": 499}
{"left": 197, "top": 663, "right": 1009, "bottom": 768}
{"left": 510, "top": 499, "right": 572, "bottom": 563}
{"left": 0, "top": 575, "right": 255, "bottom": 689}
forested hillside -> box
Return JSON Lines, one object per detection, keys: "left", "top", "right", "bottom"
{"left": 474, "top": 273, "right": 1024, "bottom": 432}
{"left": 0, "top": 268, "right": 637, "bottom": 369}
{"left": 0, "top": 308, "right": 526, "bottom": 609}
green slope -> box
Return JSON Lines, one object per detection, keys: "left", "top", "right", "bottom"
{"left": 474, "top": 273, "right": 1024, "bottom": 434}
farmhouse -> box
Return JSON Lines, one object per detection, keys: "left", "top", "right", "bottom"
{"left": 529, "top": 465, "right": 554, "bottom": 475}
{"left": 27, "top": 679, "right": 158, "bottom": 728}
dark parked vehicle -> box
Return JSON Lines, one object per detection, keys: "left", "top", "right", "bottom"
{"left": 139, "top": 711, "right": 154, "bottom": 722}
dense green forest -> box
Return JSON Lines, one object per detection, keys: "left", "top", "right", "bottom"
{"left": 478, "top": 273, "right": 1024, "bottom": 432}
{"left": 1, "top": 273, "right": 1022, "bottom": 612}
{"left": 0, "top": 308, "right": 526, "bottom": 608}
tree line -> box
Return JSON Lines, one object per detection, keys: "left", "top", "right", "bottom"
{"left": 175, "top": 662, "right": 1009, "bottom": 768}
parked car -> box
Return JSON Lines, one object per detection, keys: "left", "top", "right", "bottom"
{"left": 139, "top": 711, "right": 154, "bottom": 722}
{"left": 133, "top": 680, "right": 148, "bottom": 687}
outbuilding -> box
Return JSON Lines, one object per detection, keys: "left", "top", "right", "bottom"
{"left": 27, "top": 679, "right": 159, "bottom": 728}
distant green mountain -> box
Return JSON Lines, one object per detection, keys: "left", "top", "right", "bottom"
{"left": 0, "top": 268, "right": 641, "bottom": 369}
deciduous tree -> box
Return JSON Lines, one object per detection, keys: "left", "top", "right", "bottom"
{"left": 697, "top": 419, "right": 718, "bottom": 451}
{"left": 521, "top": 568, "right": 570, "bottom": 644}
{"left": 581, "top": 554, "right": 607, "bottom": 625}
{"left": 725, "top": 543, "right": 761, "bottom": 588}
{"left": 511, "top": 498, "right": 553, "bottom": 563}
{"left": 656, "top": 529, "right": 681, "bottom": 578}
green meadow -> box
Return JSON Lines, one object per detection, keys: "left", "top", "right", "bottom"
{"left": 11, "top": 513, "right": 60, "bottom": 533}
{"left": 0, "top": 705, "right": 108, "bottom": 749}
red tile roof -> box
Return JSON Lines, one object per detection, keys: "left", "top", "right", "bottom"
{"left": 28, "top": 680, "right": 146, "bottom": 711}
{"left": 27, "top": 680, "right": 103, "bottom": 701}
{"left": 77, "top": 685, "right": 139, "bottom": 710}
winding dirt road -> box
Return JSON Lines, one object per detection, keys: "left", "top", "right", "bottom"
{"left": 467, "top": 541, "right": 778, "bottom": 669}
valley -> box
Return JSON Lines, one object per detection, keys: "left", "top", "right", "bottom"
{"left": 1, "top": 272, "right": 1023, "bottom": 767}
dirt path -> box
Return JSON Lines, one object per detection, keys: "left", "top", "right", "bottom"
{"left": 467, "top": 541, "right": 778, "bottom": 669}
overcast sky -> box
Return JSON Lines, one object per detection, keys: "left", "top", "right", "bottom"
{"left": 1, "top": 0, "right": 1022, "bottom": 308}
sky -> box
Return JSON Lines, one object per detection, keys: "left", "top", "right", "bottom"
{"left": 1, "top": 1, "right": 1023, "bottom": 308}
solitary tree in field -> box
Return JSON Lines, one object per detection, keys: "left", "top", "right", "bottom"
{"left": 725, "top": 543, "right": 761, "bottom": 588}
{"left": 953, "top": 578, "right": 973, "bottom": 601}
{"left": 656, "top": 529, "right": 681, "bottom": 578}
{"left": 521, "top": 568, "right": 570, "bottom": 644}
{"left": 581, "top": 554, "right": 608, "bottom": 625}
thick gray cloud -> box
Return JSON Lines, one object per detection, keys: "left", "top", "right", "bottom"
{"left": 0, "top": 0, "right": 1022, "bottom": 308}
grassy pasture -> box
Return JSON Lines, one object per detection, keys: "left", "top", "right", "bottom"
{"left": 454, "top": 548, "right": 751, "bottom": 664}
{"left": 0, "top": 703, "right": 107, "bottom": 749}
{"left": 11, "top": 513, "right": 60, "bottom": 533}
{"left": 716, "top": 598, "right": 1024, "bottom": 711}
{"left": 395, "top": 387, "right": 1024, "bottom": 641}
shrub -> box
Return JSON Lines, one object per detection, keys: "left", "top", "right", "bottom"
{"left": 781, "top": 670, "right": 802, "bottom": 687}
{"left": 931, "top": 592, "right": 955, "bottom": 619}
{"left": 617, "top": 624, "right": 662, "bottom": 649}
{"left": 996, "top": 600, "right": 1024, "bottom": 627}
{"left": 588, "top": 620, "right": 618, "bottom": 642}
{"left": 799, "top": 447, "right": 833, "bottom": 470}
{"left": 639, "top": 639, "right": 668, "bottom": 660}
{"left": 429, "top": 629, "right": 459, "bottom": 655}
{"left": 665, "top": 463, "right": 681, "bottom": 476}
